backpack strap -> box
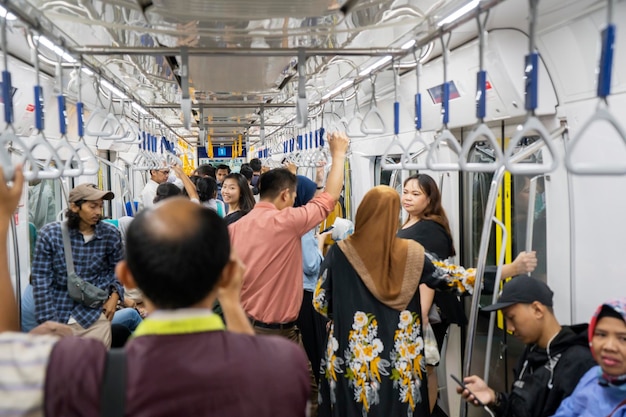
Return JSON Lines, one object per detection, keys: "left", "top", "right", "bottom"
{"left": 607, "top": 398, "right": 626, "bottom": 417}
{"left": 100, "top": 348, "right": 127, "bottom": 417}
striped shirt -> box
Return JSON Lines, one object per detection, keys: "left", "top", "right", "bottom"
{"left": 31, "top": 221, "right": 124, "bottom": 329}
{"left": 0, "top": 332, "right": 59, "bottom": 417}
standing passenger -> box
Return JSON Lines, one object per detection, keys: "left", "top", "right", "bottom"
{"left": 397, "top": 174, "right": 538, "bottom": 413}
{"left": 313, "top": 186, "right": 477, "bottom": 417}
{"left": 294, "top": 175, "right": 330, "bottom": 385}
{"left": 229, "top": 132, "right": 350, "bottom": 416}
{"left": 138, "top": 168, "right": 170, "bottom": 211}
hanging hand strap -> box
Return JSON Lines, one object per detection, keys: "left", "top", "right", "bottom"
{"left": 100, "top": 348, "right": 127, "bottom": 417}
{"left": 60, "top": 221, "right": 75, "bottom": 275}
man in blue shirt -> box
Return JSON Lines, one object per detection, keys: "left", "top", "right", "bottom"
{"left": 31, "top": 183, "right": 124, "bottom": 348}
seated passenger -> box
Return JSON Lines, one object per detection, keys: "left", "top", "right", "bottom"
{"left": 0, "top": 168, "right": 310, "bottom": 417}
{"left": 550, "top": 298, "right": 626, "bottom": 417}
{"left": 457, "top": 276, "right": 596, "bottom": 417}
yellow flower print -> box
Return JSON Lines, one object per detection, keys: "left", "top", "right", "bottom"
{"left": 390, "top": 310, "right": 425, "bottom": 412}
{"left": 345, "top": 311, "right": 389, "bottom": 414}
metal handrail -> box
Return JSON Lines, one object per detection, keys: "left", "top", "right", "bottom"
{"left": 484, "top": 217, "right": 508, "bottom": 385}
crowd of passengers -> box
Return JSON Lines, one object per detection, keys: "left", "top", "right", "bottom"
{"left": 0, "top": 131, "right": 624, "bottom": 417}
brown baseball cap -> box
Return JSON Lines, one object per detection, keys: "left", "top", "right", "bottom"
{"left": 69, "top": 183, "right": 114, "bottom": 203}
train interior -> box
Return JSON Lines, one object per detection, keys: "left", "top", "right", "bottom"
{"left": 2, "top": 0, "right": 626, "bottom": 415}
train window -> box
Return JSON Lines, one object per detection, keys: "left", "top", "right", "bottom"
{"left": 512, "top": 174, "right": 547, "bottom": 281}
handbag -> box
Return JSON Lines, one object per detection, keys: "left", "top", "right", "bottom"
{"left": 61, "top": 221, "right": 109, "bottom": 309}
{"left": 423, "top": 323, "right": 441, "bottom": 366}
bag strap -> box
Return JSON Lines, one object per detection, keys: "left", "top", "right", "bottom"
{"left": 100, "top": 348, "right": 127, "bottom": 417}
{"left": 60, "top": 221, "right": 75, "bottom": 275}
{"left": 607, "top": 398, "right": 626, "bottom": 417}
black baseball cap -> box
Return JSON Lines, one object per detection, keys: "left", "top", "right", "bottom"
{"left": 482, "top": 276, "right": 554, "bottom": 312}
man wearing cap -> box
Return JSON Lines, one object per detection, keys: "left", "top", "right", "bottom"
{"left": 32, "top": 183, "right": 124, "bottom": 348}
{"left": 457, "top": 276, "right": 596, "bottom": 417}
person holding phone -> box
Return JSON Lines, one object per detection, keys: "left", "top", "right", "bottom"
{"left": 456, "top": 277, "right": 596, "bottom": 417}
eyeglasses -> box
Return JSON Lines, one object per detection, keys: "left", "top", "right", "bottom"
{"left": 160, "top": 170, "right": 170, "bottom": 175}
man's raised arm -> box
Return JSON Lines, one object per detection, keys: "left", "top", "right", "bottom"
{"left": 0, "top": 167, "right": 24, "bottom": 332}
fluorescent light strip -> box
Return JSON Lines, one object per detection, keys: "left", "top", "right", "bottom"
{"left": 322, "top": 79, "right": 353, "bottom": 101}
{"left": 401, "top": 39, "right": 416, "bottom": 50}
{"left": 438, "top": 0, "right": 480, "bottom": 27}
{"left": 132, "top": 102, "right": 148, "bottom": 115}
{"left": 0, "top": 5, "right": 16, "bottom": 20}
{"left": 101, "top": 78, "right": 129, "bottom": 99}
{"left": 358, "top": 55, "right": 392, "bottom": 77}
{"left": 36, "top": 36, "right": 76, "bottom": 63}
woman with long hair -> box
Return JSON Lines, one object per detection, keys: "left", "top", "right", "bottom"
{"left": 314, "top": 185, "right": 476, "bottom": 417}
{"left": 398, "top": 174, "right": 537, "bottom": 414}
{"left": 222, "top": 173, "right": 255, "bottom": 225}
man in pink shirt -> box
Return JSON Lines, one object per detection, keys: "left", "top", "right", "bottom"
{"left": 229, "top": 132, "right": 349, "bottom": 415}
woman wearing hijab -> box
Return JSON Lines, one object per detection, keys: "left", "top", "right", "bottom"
{"left": 551, "top": 298, "right": 626, "bottom": 417}
{"left": 313, "top": 186, "right": 476, "bottom": 417}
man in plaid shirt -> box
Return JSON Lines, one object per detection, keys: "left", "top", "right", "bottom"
{"left": 31, "top": 183, "right": 124, "bottom": 348}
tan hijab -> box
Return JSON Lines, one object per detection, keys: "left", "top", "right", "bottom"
{"left": 338, "top": 186, "right": 424, "bottom": 310}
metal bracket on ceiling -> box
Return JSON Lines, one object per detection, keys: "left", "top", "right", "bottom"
{"left": 180, "top": 47, "right": 191, "bottom": 130}
{"left": 296, "top": 48, "right": 308, "bottom": 128}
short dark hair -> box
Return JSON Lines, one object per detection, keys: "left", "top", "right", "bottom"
{"left": 196, "top": 176, "right": 218, "bottom": 202}
{"left": 193, "top": 164, "right": 216, "bottom": 179}
{"left": 258, "top": 168, "right": 297, "bottom": 200}
{"left": 153, "top": 183, "right": 182, "bottom": 204}
{"left": 249, "top": 158, "right": 262, "bottom": 172}
{"left": 125, "top": 204, "right": 230, "bottom": 308}
{"left": 216, "top": 164, "right": 231, "bottom": 173}
{"left": 239, "top": 165, "right": 253, "bottom": 181}
{"left": 224, "top": 173, "right": 256, "bottom": 214}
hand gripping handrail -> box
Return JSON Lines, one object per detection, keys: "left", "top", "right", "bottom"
{"left": 403, "top": 58, "right": 429, "bottom": 170}
{"left": 361, "top": 76, "right": 386, "bottom": 135}
{"left": 381, "top": 64, "right": 408, "bottom": 170}
{"left": 504, "top": 0, "right": 558, "bottom": 175}
{"left": 460, "top": 13, "right": 505, "bottom": 172}
{"left": 565, "top": 0, "right": 626, "bottom": 175}
{"left": 427, "top": 35, "right": 461, "bottom": 171}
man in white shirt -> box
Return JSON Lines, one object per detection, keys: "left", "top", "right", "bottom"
{"left": 138, "top": 168, "right": 170, "bottom": 211}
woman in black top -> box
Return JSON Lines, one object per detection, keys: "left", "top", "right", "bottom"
{"left": 397, "top": 174, "right": 462, "bottom": 414}
{"left": 397, "top": 174, "right": 538, "bottom": 414}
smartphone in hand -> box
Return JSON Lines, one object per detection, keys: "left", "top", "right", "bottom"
{"left": 450, "top": 374, "right": 486, "bottom": 407}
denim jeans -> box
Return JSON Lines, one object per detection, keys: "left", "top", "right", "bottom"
{"left": 112, "top": 308, "right": 142, "bottom": 332}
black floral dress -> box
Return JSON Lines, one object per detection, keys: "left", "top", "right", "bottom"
{"left": 313, "top": 245, "right": 475, "bottom": 417}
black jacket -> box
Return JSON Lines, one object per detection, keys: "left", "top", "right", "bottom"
{"left": 494, "top": 324, "right": 596, "bottom": 417}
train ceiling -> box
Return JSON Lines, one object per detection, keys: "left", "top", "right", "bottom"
{"left": 2, "top": 0, "right": 501, "bottom": 147}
